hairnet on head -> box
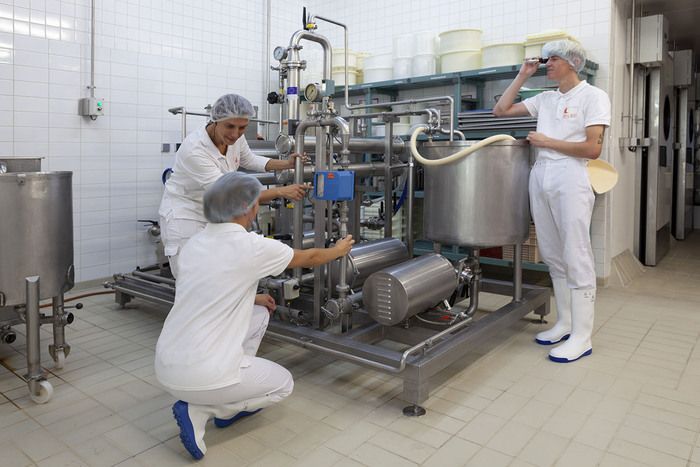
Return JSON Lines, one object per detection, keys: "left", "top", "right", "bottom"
{"left": 210, "top": 93, "right": 256, "bottom": 123}
{"left": 542, "top": 39, "right": 587, "bottom": 73}
{"left": 203, "top": 172, "right": 262, "bottom": 223}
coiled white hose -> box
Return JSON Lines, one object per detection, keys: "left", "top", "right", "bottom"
{"left": 409, "top": 126, "right": 517, "bottom": 166}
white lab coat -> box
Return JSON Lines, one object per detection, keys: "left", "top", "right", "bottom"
{"left": 522, "top": 81, "right": 611, "bottom": 288}
{"left": 158, "top": 125, "right": 270, "bottom": 275}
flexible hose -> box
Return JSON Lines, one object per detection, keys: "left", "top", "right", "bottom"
{"left": 409, "top": 126, "right": 516, "bottom": 166}
{"left": 39, "top": 290, "right": 115, "bottom": 308}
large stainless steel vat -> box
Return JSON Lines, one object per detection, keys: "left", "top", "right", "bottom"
{"left": 364, "top": 254, "right": 457, "bottom": 326}
{"left": 422, "top": 139, "right": 531, "bottom": 247}
{"left": 330, "top": 238, "right": 409, "bottom": 289}
{"left": 0, "top": 172, "right": 74, "bottom": 306}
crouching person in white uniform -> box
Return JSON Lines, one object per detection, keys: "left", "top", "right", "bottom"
{"left": 494, "top": 40, "right": 611, "bottom": 363}
{"left": 154, "top": 172, "right": 354, "bottom": 460}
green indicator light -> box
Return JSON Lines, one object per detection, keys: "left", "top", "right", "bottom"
{"left": 97, "top": 101, "right": 102, "bottom": 106}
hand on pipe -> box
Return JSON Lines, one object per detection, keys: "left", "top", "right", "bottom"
{"left": 334, "top": 235, "right": 355, "bottom": 257}
{"left": 287, "top": 152, "right": 311, "bottom": 169}
{"left": 277, "top": 183, "right": 310, "bottom": 201}
{"left": 255, "top": 293, "right": 277, "bottom": 314}
{"left": 409, "top": 126, "right": 516, "bottom": 166}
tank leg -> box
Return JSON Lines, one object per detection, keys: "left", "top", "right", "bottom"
{"left": 403, "top": 405, "right": 426, "bottom": 417}
{"left": 115, "top": 290, "right": 132, "bottom": 308}
{"left": 25, "top": 276, "right": 51, "bottom": 403}
{"left": 49, "top": 295, "right": 71, "bottom": 370}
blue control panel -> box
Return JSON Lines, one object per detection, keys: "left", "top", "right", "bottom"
{"left": 314, "top": 170, "right": 355, "bottom": 201}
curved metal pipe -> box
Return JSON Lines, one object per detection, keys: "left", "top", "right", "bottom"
{"left": 289, "top": 30, "right": 332, "bottom": 79}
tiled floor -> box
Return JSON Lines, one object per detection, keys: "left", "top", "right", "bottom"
{"left": 2, "top": 235, "right": 700, "bottom": 466}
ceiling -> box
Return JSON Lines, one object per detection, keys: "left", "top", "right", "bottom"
{"left": 637, "top": 0, "right": 700, "bottom": 66}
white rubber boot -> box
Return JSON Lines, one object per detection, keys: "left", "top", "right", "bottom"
{"left": 549, "top": 288, "right": 595, "bottom": 363}
{"left": 535, "top": 278, "right": 572, "bottom": 345}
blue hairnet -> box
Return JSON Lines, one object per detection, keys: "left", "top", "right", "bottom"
{"left": 203, "top": 172, "right": 262, "bottom": 222}
{"left": 210, "top": 94, "right": 256, "bottom": 123}
{"left": 542, "top": 40, "right": 586, "bottom": 73}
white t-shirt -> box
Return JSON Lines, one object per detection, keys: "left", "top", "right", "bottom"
{"left": 154, "top": 222, "right": 294, "bottom": 392}
{"left": 158, "top": 125, "right": 270, "bottom": 223}
{"left": 522, "top": 81, "right": 611, "bottom": 160}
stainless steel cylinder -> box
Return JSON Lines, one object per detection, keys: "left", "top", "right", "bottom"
{"left": 364, "top": 254, "right": 458, "bottom": 326}
{"left": 0, "top": 172, "right": 74, "bottom": 306}
{"left": 329, "top": 238, "right": 409, "bottom": 290}
{"left": 422, "top": 140, "right": 531, "bottom": 247}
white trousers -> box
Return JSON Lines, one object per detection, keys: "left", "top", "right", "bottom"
{"left": 529, "top": 158, "right": 596, "bottom": 289}
{"left": 159, "top": 216, "right": 206, "bottom": 278}
{"left": 167, "top": 305, "right": 294, "bottom": 415}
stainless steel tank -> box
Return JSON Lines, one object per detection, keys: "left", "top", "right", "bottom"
{"left": 364, "top": 254, "right": 458, "bottom": 326}
{"left": 330, "top": 238, "right": 409, "bottom": 290}
{"left": 0, "top": 172, "right": 74, "bottom": 306}
{"left": 422, "top": 139, "right": 531, "bottom": 247}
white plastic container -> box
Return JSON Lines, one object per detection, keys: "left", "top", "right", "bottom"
{"left": 393, "top": 34, "right": 415, "bottom": 58}
{"left": 524, "top": 30, "right": 576, "bottom": 58}
{"left": 439, "top": 50, "right": 481, "bottom": 73}
{"left": 332, "top": 69, "right": 358, "bottom": 86}
{"left": 414, "top": 31, "right": 437, "bottom": 56}
{"left": 393, "top": 123, "right": 411, "bottom": 135}
{"left": 332, "top": 48, "right": 358, "bottom": 69}
{"left": 364, "top": 53, "right": 393, "bottom": 69}
{"left": 371, "top": 122, "right": 385, "bottom": 137}
{"left": 412, "top": 54, "right": 436, "bottom": 76}
{"left": 363, "top": 67, "right": 393, "bottom": 83}
{"left": 481, "top": 43, "right": 525, "bottom": 68}
{"left": 438, "top": 29, "right": 482, "bottom": 55}
{"left": 392, "top": 57, "right": 412, "bottom": 79}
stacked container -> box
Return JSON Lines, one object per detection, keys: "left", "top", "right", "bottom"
{"left": 438, "top": 28, "right": 482, "bottom": 73}
{"left": 363, "top": 53, "right": 393, "bottom": 83}
{"left": 524, "top": 30, "right": 577, "bottom": 58}
{"left": 332, "top": 48, "right": 359, "bottom": 86}
{"left": 412, "top": 31, "right": 437, "bottom": 76}
{"left": 481, "top": 43, "right": 525, "bottom": 68}
{"left": 392, "top": 34, "right": 414, "bottom": 79}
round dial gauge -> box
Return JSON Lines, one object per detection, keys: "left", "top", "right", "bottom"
{"left": 273, "top": 46, "right": 288, "bottom": 61}
{"left": 305, "top": 83, "right": 322, "bottom": 102}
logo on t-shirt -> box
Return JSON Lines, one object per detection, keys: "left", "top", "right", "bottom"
{"left": 562, "top": 106, "right": 579, "bottom": 119}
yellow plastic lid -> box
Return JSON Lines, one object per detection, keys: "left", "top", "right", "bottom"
{"left": 587, "top": 159, "right": 619, "bottom": 194}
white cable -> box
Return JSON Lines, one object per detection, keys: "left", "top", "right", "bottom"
{"left": 409, "top": 126, "right": 517, "bottom": 166}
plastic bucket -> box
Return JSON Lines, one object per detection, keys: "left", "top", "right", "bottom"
{"left": 439, "top": 50, "right": 481, "bottom": 73}
{"left": 412, "top": 54, "right": 436, "bottom": 76}
{"left": 438, "top": 29, "right": 482, "bottom": 54}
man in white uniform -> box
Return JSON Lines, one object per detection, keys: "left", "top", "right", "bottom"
{"left": 494, "top": 40, "right": 611, "bottom": 363}
{"left": 159, "top": 93, "right": 309, "bottom": 277}
{"left": 154, "top": 172, "right": 354, "bottom": 460}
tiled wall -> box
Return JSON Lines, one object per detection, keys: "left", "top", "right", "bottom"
{"left": 0, "top": 0, "right": 308, "bottom": 282}
{"left": 300, "top": 0, "right": 614, "bottom": 279}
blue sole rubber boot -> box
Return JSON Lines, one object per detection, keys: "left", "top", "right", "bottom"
{"left": 549, "top": 348, "right": 592, "bottom": 363}
{"left": 172, "top": 401, "right": 205, "bottom": 460}
{"left": 535, "top": 334, "right": 570, "bottom": 346}
{"left": 214, "top": 408, "right": 262, "bottom": 429}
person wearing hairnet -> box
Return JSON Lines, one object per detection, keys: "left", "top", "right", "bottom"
{"left": 159, "top": 93, "right": 310, "bottom": 277}
{"left": 493, "top": 40, "right": 611, "bottom": 363}
{"left": 155, "top": 172, "right": 354, "bottom": 460}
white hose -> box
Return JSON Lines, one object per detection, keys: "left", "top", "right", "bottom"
{"left": 409, "top": 126, "right": 517, "bottom": 166}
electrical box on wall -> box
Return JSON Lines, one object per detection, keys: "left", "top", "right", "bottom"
{"left": 630, "top": 14, "right": 669, "bottom": 66}
{"left": 78, "top": 97, "right": 104, "bottom": 119}
{"left": 672, "top": 50, "right": 693, "bottom": 87}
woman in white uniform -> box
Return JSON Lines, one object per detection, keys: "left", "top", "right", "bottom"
{"left": 494, "top": 40, "right": 611, "bottom": 363}
{"left": 158, "top": 93, "right": 309, "bottom": 277}
{"left": 155, "top": 172, "right": 354, "bottom": 459}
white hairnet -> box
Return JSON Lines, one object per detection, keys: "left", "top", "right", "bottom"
{"left": 542, "top": 39, "right": 586, "bottom": 73}
{"left": 203, "top": 172, "right": 262, "bottom": 222}
{"left": 210, "top": 93, "right": 256, "bottom": 123}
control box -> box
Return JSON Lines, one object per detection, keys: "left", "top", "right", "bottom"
{"left": 78, "top": 97, "right": 104, "bottom": 118}
{"left": 314, "top": 170, "right": 355, "bottom": 201}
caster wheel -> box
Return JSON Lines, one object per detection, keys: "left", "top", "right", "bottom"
{"left": 54, "top": 349, "right": 66, "bottom": 370}
{"left": 30, "top": 380, "right": 53, "bottom": 404}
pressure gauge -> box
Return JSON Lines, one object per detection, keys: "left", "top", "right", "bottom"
{"left": 273, "top": 46, "right": 288, "bottom": 61}
{"left": 305, "top": 83, "right": 322, "bottom": 102}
